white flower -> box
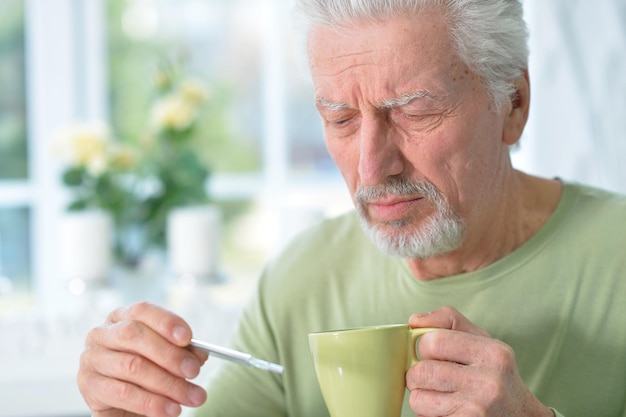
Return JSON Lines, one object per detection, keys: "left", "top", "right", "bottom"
{"left": 86, "top": 154, "right": 108, "bottom": 176}
{"left": 150, "top": 94, "right": 198, "bottom": 132}
{"left": 53, "top": 122, "right": 111, "bottom": 171}
{"left": 180, "top": 78, "right": 209, "bottom": 104}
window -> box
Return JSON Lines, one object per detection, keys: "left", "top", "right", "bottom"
{"left": 1, "top": 0, "right": 351, "bottom": 316}
{"left": 105, "top": 0, "right": 350, "bottom": 281}
{"left": 0, "top": 0, "right": 32, "bottom": 311}
{"left": 0, "top": 0, "right": 28, "bottom": 180}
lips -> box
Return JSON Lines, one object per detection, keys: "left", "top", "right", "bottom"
{"left": 367, "top": 196, "right": 425, "bottom": 222}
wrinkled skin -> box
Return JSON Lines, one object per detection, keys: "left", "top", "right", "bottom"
{"left": 309, "top": 10, "right": 560, "bottom": 281}
{"left": 408, "top": 307, "right": 553, "bottom": 417}
{"left": 308, "top": 8, "right": 557, "bottom": 417}
{"left": 78, "top": 302, "right": 208, "bottom": 417}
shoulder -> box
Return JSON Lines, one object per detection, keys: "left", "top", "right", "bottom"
{"left": 550, "top": 181, "right": 626, "bottom": 266}
{"left": 562, "top": 182, "right": 626, "bottom": 226}
{"left": 568, "top": 181, "right": 626, "bottom": 204}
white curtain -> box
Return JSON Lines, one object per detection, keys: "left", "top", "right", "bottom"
{"left": 512, "top": 0, "right": 626, "bottom": 194}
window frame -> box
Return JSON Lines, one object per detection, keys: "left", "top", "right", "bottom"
{"left": 0, "top": 0, "right": 349, "bottom": 313}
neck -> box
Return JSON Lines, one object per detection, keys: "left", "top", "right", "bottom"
{"left": 406, "top": 172, "right": 562, "bottom": 281}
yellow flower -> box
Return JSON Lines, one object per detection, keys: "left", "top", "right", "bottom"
{"left": 180, "top": 78, "right": 209, "bottom": 104}
{"left": 150, "top": 94, "right": 197, "bottom": 132}
{"left": 109, "top": 145, "right": 138, "bottom": 171}
{"left": 53, "top": 122, "right": 111, "bottom": 170}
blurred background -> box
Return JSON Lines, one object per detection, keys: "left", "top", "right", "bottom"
{"left": 0, "top": 0, "right": 624, "bottom": 416}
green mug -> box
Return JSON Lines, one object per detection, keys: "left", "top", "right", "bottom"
{"left": 309, "top": 324, "right": 437, "bottom": 417}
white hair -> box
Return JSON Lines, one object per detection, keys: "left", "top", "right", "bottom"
{"left": 292, "top": 0, "right": 529, "bottom": 112}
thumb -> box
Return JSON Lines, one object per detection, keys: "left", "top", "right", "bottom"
{"left": 409, "top": 306, "right": 490, "bottom": 337}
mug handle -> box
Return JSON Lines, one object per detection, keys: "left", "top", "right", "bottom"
{"left": 407, "top": 327, "right": 438, "bottom": 368}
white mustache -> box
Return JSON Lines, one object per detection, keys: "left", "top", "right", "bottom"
{"left": 355, "top": 178, "right": 440, "bottom": 203}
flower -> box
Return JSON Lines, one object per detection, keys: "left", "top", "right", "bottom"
{"left": 180, "top": 78, "right": 209, "bottom": 104}
{"left": 55, "top": 58, "right": 212, "bottom": 269}
{"left": 150, "top": 75, "right": 209, "bottom": 133}
{"left": 150, "top": 94, "right": 197, "bottom": 132}
{"left": 53, "top": 122, "right": 112, "bottom": 175}
{"left": 109, "top": 145, "right": 139, "bottom": 171}
{"left": 53, "top": 122, "right": 139, "bottom": 209}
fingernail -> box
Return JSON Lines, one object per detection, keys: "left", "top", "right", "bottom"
{"left": 410, "top": 311, "right": 432, "bottom": 320}
{"left": 188, "top": 385, "right": 206, "bottom": 406}
{"left": 173, "top": 326, "right": 190, "bottom": 345}
{"left": 409, "top": 313, "right": 423, "bottom": 322}
{"left": 165, "top": 401, "right": 181, "bottom": 417}
{"left": 181, "top": 357, "right": 200, "bottom": 379}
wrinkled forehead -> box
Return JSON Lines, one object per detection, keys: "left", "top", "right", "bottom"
{"left": 296, "top": 2, "right": 451, "bottom": 77}
{"left": 307, "top": 9, "right": 455, "bottom": 75}
{"left": 307, "top": 11, "right": 478, "bottom": 110}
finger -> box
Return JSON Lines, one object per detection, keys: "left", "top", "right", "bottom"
{"left": 189, "top": 348, "right": 210, "bottom": 365}
{"left": 87, "top": 373, "right": 184, "bottom": 417}
{"left": 418, "top": 329, "right": 516, "bottom": 370}
{"left": 406, "top": 360, "right": 494, "bottom": 417}
{"left": 409, "top": 306, "right": 490, "bottom": 337}
{"left": 86, "top": 320, "right": 203, "bottom": 380}
{"left": 103, "top": 302, "right": 207, "bottom": 374}
{"left": 408, "top": 387, "right": 462, "bottom": 417}
{"left": 406, "top": 357, "right": 467, "bottom": 393}
{"left": 86, "top": 348, "right": 206, "bottom": 408}
{"left": 106, "top": 302, "right": 193, "bottom": 347}
{"left": 407, "top": 364, "right": 510, "bottom": 417}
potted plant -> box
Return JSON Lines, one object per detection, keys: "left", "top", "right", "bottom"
{"left": 55, "top": 58, "right": 219, "bottom": 283}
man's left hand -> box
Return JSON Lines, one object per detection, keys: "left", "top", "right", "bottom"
{"left": 407, "top": 307, "right": 554, "bottom": 417}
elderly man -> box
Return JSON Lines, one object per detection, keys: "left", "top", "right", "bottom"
{"left": 78, "top": 1, "right": 626, "bottom": 416}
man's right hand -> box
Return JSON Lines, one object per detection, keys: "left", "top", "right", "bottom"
{"left": 77, "top": 302, "right": 209, "bottom": 417}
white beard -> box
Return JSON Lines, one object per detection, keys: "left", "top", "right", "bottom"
{"left": 355, "top": 178, "right": 465, "bottom": 259}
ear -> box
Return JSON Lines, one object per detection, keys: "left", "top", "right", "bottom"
{"left": 502, "top": 70, "right": 530, "bottom": 146}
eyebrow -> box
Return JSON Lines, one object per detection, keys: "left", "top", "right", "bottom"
{"left": 315, "top": 90, "right": 440, "bottom": 112}
{"left": 315, "top": 97, "right": 350, "bottom": 111}
{"left": 379, "top": 90, "right": 440, "bottom": 108}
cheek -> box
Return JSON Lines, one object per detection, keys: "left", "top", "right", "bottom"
{"left": 430, "top": 130, "right": 505, "bottom": 214}
{"left": 408, "top": 128, "right": 482, "bottom": 201}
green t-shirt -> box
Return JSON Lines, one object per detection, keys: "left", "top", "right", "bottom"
{"left": 195, "top": 182, "right": 626, "bottom": 416}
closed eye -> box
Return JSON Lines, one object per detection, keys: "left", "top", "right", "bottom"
{"left": 391, "top": 109, "right": 443, "bottom": 132}
{"left": 317, "top": 104, "right": 360, "bottom": 136}
{"left": 324, "top": 114, "right": 360, "bottom": 136}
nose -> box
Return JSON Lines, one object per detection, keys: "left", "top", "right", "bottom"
{"left": 357, "top": 114, "right": 404, "bottom": 186}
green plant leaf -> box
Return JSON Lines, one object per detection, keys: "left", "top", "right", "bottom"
{"left": 62, "top": 167, "right": 86, "bottom": 187}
